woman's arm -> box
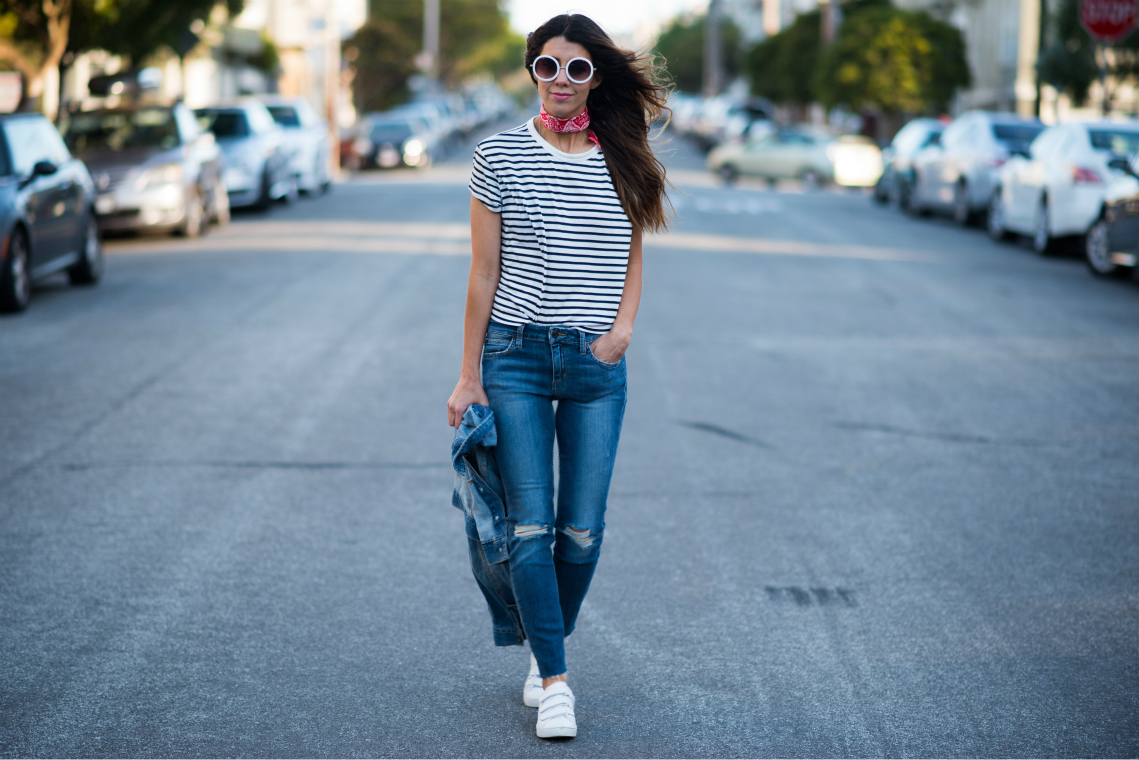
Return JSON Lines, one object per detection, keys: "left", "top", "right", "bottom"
{"left": 447, "top": 197, "right": 502, "bottom": 428}
{"left": 590, "top": 227, "right": 643, "bottom": 363}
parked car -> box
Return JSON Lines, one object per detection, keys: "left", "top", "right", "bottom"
{"left": 355, "top": 116, "right": 435, "bottom": 169}
{"left": 988, "top": 121, "right": 1139, "bottom": 255}
{"left": 0, "top": 112, "right": 102, "bottom": 313}
{"left": 1080, "top": 152, "right": 1139, "bottom": 277}
{"left": 195, "top": 101, "right": 296, "bottom": 209}
{"left": 261, "top": 95, "right": 332, "bottom": 195}
{"left": 908, "top": 111, "right": 1044, "bottom": 224}
{"left": 61, "top": 102, "right": 226, "bottom": 238}
{"left": 873, "top": 118, "right": 943, "bottom": 205}
{"left": 708, "top": 128, "right": 833, "bottom": 186}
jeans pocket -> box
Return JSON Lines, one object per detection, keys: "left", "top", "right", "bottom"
{"left": 483, "top": 332, "right": 515, "bottom": 358}
{"left": 587, "top": 342, "right": 622, "bottom": 368}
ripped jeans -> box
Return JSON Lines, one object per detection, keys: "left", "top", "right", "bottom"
{"left": 481, "top": 321, "right": 627, "bottom": 678}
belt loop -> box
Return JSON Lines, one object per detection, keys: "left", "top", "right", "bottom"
{"left": 516, "top": 323, "right": 525, "bottom": 347}
{"left": 579, "top": 329, "right": 588, "bottom": 355}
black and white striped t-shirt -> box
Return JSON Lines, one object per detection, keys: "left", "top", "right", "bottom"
{"left": 469, "top": 119, "right": 632, "bottom": 333}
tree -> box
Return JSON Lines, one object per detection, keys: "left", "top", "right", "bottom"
{"left": 345, "top": 0, "right": 523, "bottom": 114}
{"left": 746, "top": 9, "right": 821, "bottom": 105}
{"left": 0, "top": 0, "right": 244, "bottom": 115}
{"left": 69, "top": 0, "right": 243, "bottom": 66}
{"left": 0, "top": 0, "right": 73, "bottom": 114}
{"left": 1037, "top": 0, "right": 1139, "bottom": 108}
{"left": 654, "top": 13, "right": 741, "bottom": 94}
{"left": 813, "top": 5, "right": 970, "bottom": 114}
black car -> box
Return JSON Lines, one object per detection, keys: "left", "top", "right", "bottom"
{"left": 0, "top": 112, "right": 102, "bottom": 313}
{"left": 1086, "top": 162, "right": 1139, "bottom": 279}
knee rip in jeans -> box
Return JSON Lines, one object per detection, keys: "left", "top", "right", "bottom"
{"left": 559, "top": 525, "right": 598, "bottom": 549}
{"left": 513, "top": 523, "right": 549, "bottom": 539}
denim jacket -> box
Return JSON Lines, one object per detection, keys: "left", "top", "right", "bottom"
{"left": 451, "top": 404, "right": 525, "bottom": 646}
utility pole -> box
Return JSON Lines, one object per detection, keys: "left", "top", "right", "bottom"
{"left": 703, "top": 0, "right": 723, "bottom": 98}
{"left": 1035, "top": 0, "right": 1046, "bottom": 116}
{"left": 820, "top": 0, "right": 836, "bottom": 45}
{"left": 764, "top": 0, "right": 782, "bottom": 36}
{"left": 424, "top": 0, "right": 441, "bottom": 88}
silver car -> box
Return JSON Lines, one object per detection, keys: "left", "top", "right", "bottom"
{"left": 908, "top": 111, "right": 1044, "bottom": 224}
{"left": 62, "top": 103, "right": 226, "bottom": 237}
{"left": 261, "top": 96, "right": 332, "bottom": 195}
{"left": 195, "top": 101, "right": 296, "bottom": 210}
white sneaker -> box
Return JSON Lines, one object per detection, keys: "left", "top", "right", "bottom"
{"left": 523, "top": 653, "right": 543, "bottom": 707}
{"left": 536, "top": 681, "right": 577, "bottom": 739}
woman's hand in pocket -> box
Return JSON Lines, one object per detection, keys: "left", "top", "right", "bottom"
{"left": 590, "top": 326, "right": 631, "bottom": 364}
{"left": 448, "top": 375, "right": 490, "bottom": 428}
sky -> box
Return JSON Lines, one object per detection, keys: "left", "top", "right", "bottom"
{"left": 506, "top": 0, "right": 705, "bottom": 40}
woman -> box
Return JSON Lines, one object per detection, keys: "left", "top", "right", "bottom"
{"left": 447, "top": 13, "right": 670, "bottom": 739}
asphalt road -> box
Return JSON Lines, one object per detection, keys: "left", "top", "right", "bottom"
{"left": 1, "top": 122, "right": 1137, "bottom": 758}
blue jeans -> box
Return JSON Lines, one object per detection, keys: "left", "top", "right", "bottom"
{"left": 481, "top": 321, "right": 627, "bottom": 678}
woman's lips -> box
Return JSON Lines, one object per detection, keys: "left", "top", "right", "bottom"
{"left": 552, "top": 92, "right": 573, "bottom": 100}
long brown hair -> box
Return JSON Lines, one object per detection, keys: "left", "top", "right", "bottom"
{"left": 525, "top": 14, "right": 672, "bottom": 233}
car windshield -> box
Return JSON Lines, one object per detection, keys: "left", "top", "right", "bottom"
{"left": 991, "top": 123, "right": 1044, "bottom": 146}
{"left": 370, "top": 122, "right": 414, "bottom": 143}
{"left": 1088, "top": 128, "right": 1139, "bottom": 157}
{"left": 196, "top": 111, "right": 250, "bottom": 138}
{"left": 62, "top": 109, "right": 179, "bottom": 153}
{"left": 267, "top": 106, "right": 300, "bottom": 127}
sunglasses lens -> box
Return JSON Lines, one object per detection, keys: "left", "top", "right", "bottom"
{"left": 534, "top": 57, "right": 558, "bottom": 80}
{"left": 567, "top": 59, "right": 592, "bottom": 82}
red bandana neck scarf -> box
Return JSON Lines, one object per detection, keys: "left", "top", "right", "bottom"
{"left": 539, "top": 104, "right": 600, "bottom": 150}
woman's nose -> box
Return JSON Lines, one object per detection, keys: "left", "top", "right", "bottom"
{"left": 554, "top": 65, "right": 571, "bottom": 85}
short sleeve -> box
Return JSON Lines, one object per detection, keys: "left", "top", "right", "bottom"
{"left": 469, "top": 144, "right": 502, "bottom": 213}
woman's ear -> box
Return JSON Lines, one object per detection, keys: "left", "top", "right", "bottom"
{"left": 590, "top": 74, "right": 603, "bottom": 91}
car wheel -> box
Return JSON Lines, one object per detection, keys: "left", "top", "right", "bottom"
{"left": 719, "top": 164, "right": 738, "bottom": 183}
{"left": 0, "top": 227, "right": 31, "bottom": 313}
{"left": 177, "top": 187, "right": 207, "bottom": 238}
{"left": 1085, "top": 219, "right": 1129, "bottom": 278}
{"left": 1033, "top": 199, "right": 1057, "bottom": 255}
{"left": 987, "top": 191, "right": 1014, "bottom": 242}
{"left": 801, "top": 169, "right": 820, "bottom": 191}
{"left": 254, "top": 169, "right": 272, "bottom": 211}
{"left": 953, "top": 182, "right": 973, "bottom": 226}
{"left": 68, "top": 211, "right": 103, "bottom": 285}
{"left": 873, "top": 179, "right": 889, "bottom": 205}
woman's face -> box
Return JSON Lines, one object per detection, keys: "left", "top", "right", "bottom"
{"left": 535, "top": 36, "right": 601, "bottom": 119}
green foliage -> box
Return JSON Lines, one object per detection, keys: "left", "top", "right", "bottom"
{"left": 1037, "top": 0, "right": 1139, "bottom": 107}
{"left": 653, "top": 13, "right": 741, "bottom": 94}
{"left": 248, "top": 31, "right": 279, "bottom": 74}
{"left": 748, "top": 0, "right": 968, "bottom": 114}
{"left": 69, "top": 0, "right": 245, "bottom": 64}
{"left": 747, "top": 10, "right": 820, "bottom": 105}
{"left": 346, "top": 0, "right": 522, "bottom": 113}
{"left": 814, "top": 5, "right": 969, "bottom": 113}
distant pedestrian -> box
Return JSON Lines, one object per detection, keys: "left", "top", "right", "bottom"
{"left": 447, "top": 13, "right": 671, "bottom": 740}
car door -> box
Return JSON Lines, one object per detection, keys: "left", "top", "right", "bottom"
{"left": 2, "top": 116, "right": 65, "bottom": 269}
{"left": 38, "top": 118, "right": 84, "bottom": 256}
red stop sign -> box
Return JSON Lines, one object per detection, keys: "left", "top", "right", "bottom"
{"left": 1081, "top": 0, "right": 1138, "bottom": 43}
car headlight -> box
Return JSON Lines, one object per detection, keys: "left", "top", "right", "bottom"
{"left": 135, "top": 162, "right": 183, "bottom": 191}
{"left": 353, "top": 137, "right": 373, "bottom": 155}
{"left": 403, "top": 138, "right": 424, "bottom": 158}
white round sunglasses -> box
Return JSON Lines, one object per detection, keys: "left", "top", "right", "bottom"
{"left": 531, "top": 55, "right": 595, "bottom": 84}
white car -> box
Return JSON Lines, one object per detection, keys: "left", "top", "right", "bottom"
{"left": 908, "top": 111, "right": 1044, "bottom": 224}
{"left": 988, "top": 121, "right": 1139, "bottom": 253}
{"left": 260, "top": 96, "right": 332, "bottom": 195}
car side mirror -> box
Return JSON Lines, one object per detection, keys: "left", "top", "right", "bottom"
{"left": 32, "top": 160, "right": 57, "bottom": 176}
{"left": 1108, "top": 156, "right": 1139, "bottom": 177}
